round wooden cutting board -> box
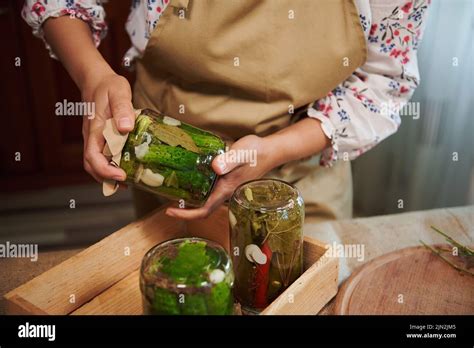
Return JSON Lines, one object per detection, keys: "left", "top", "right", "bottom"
{"left": 334, "top": 245, "right": 474, "bottom": 315}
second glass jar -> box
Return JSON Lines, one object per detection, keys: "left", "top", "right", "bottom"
{"left": 140, "top": 238, "right": 234, "bottom": 315}
{"left": 229, "top": 179, "right": 305, "bottom": 314}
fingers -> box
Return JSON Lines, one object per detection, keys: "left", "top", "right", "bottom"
{"left": 83, "top": 126, "right": 127, "bottom": 182}
{"left": 83, "top": 160, "right": 101, "bottom": 183}
{"left": 212, "top": 152, "right": 241, "bottom": 176}
{"left": 81, "top": 75, "right": 133, "bottom": 182}
{"left": 169, "top": 135, "right": 264, "bottom": 220}
{"left": 212, "top": 135, "right": 261, "bottom": 175}
{"left": 108, "top": 78, "right": 135, "bottom": 133}
{"left": 165, "top": 181, "right": 232, "bottom": 220}
{"left": 82, "top": 116, "right": 90, "bottom": 145}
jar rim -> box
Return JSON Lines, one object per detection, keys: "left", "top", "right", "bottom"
{"left": 230, "top": 178, "right": 302, "bottom": 212}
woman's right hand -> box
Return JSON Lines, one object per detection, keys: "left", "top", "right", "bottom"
{"left": 80, "top": 72, "right": 136, "bottom": 182}
{"left": 41, "top": 16, "right": 136, "bottom": 183}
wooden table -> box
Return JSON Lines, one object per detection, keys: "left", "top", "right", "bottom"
{"left": 1, "top": 205, "right": 472, "bottom": 315}
{"left": 0, "top": 248, "right": 83, "bottom": 314}
{"left": 308, "top": 205, "right": 473, "bottom": 314}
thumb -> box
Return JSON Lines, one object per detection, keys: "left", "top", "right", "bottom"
{"left": 109, "top": 87, "right": 135, "bottom": 133}
{"left": 212, "top": 141, "right": 249, "bottom": 175}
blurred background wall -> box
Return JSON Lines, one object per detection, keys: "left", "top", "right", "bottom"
{"left": 352, "top": 0, "right": 474, "bottom": 216}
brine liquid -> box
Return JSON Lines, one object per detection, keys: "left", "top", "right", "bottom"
{"left": 229, "top": 179, "right": 304, "bottom": 313}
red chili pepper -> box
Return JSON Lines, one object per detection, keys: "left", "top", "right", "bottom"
{"left": 254, "top": 242, "right": 272, "bottom": 309}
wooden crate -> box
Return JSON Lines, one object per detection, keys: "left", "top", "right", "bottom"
{"left": 5, "top": 205, "right": 338, "bottom": 315}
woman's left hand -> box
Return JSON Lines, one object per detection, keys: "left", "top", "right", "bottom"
{"left": 165, "top": 117, "right": 331, "bottom": 219}
{"left": 165, "top": 134, "right": 273, "bottom": 219}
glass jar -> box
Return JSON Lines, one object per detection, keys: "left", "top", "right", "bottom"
{"left": 140, "top": 238, "right": 234, "bottom": 315}
{"left": 229, "top": 179, "right": 304, "bottom": 314}
{"left": 120, "top": 109, "right": 225, "bottom": 207}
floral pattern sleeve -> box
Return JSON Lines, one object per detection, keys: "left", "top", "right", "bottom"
{"left": 308, "top": 0, "right": 431, "bottom": 166}
{"left": 21, "top": 0, "right": 107, "bottom": 59}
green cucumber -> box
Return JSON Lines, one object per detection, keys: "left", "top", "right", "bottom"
{"left": 147, "top": 166, "right": 212, "bottom": 194}
{"left": 135, "top": 115, "right": 152, "bottom": 135}
{"left": 140, "top": 144, "right": 199, "bottom": 171}
{"left": 207, "top": 282, "right": 233, "bottom": 315}
{"left": 127, "top": 115, "right": 153, "bottom": 146}
{"left": 152, "top": 288, "right": 180, "bottom": 315}
{"left": 153, "top": 185, "right": 191, "bottom": 201}
{"left": 181, "top": 294, "right": 208, "bottom": 315}
{"left": 119, "top": 144, "right": 137, "bottom": 177}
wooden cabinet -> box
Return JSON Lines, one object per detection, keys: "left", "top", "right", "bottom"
{"left": 0, "top": 0, "right": 134, "bottom": 192}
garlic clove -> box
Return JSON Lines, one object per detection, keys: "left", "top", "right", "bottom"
{"left": 252, "top": 250, "right": 267, "bottom": 265}
{"left": 163, "top": 116, "right": 182, "bottom": 126}
{"left": 244, "top": 244, "right": 256, "bottom": 262}
{"left": 245, "top": 244, "right": 267, "bottom": 265}
{"left": 140, "top": 169, "right": 164, "bottom": 187}
{"left": 134, "top": 142, "right": 149, "bottom": 160}
{"left": 209, "top": 269, "right": 225, "bottom": 284}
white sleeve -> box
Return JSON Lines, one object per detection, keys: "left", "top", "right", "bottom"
{"left": 307, "top": 0, "right": 431, "bottom": 166}
{"left": 22, "top": 0, "right": 107, "bottom": 59}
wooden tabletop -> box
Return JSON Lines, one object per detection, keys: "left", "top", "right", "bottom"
{"left": 1, "top": 205, "right": 472, "bottom": 315}
{"left": 0, "top": 248, "right": 83, "bottom": 314}
{"left": 307, "top": 205, "right": 473, "bottom": 314}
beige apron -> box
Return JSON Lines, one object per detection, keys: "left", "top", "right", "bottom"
{"left": 132, "top": 0, "right": 367, "bottom": 220}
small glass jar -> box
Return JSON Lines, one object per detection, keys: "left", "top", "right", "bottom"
{"left": 229, "top": 179, "right": 304, "bottom": 314}
{"left": 140, "top": 238, "right": 234, "bottom": 315}
{"left": 120, "top": 109, "right": 225, "bottom": 207}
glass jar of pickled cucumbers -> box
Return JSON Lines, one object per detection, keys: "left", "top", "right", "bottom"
{"left": 229, "top": 179, "right": 304, "bottom": 314}
{"left": 140, "top": 238, "right": 234, "bottom": 315}
{"left": 120, "top": 109, "right": 225, "bottom": 207}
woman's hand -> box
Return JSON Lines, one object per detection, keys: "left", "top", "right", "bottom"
{"left": 81, "top": 72, "right": 136, "bottom": 182}
{"left": 165, "top": 117, "right": 331, "bottom": 220}
{"left": 165, "top": 135, "right": 273, "bottom": 219}
{"left": 42, "top": 16, "right": 135, "bottom": 183}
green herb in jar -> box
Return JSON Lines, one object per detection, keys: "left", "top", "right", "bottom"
{"left": 229, "top": 179, "right": 304, "bottom": 314}
{"left": 140, "top": 238, "right": 234, "bottom": 315}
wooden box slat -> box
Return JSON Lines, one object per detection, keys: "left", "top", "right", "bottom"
{"left": 5, "top": 205, "right": 338, "bottom": 315}
{"left": 262, "top": 236, "right": 338, "bottom": 315}
{"left": 72, "top": 271, "right": 141, "bottom": 315}
{"left": 4, "top": 208, "right": 186, "bottom": 315}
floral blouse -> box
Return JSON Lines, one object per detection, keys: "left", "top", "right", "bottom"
{"left": 22, "top": 0, "right": 431, "bottom": 165}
